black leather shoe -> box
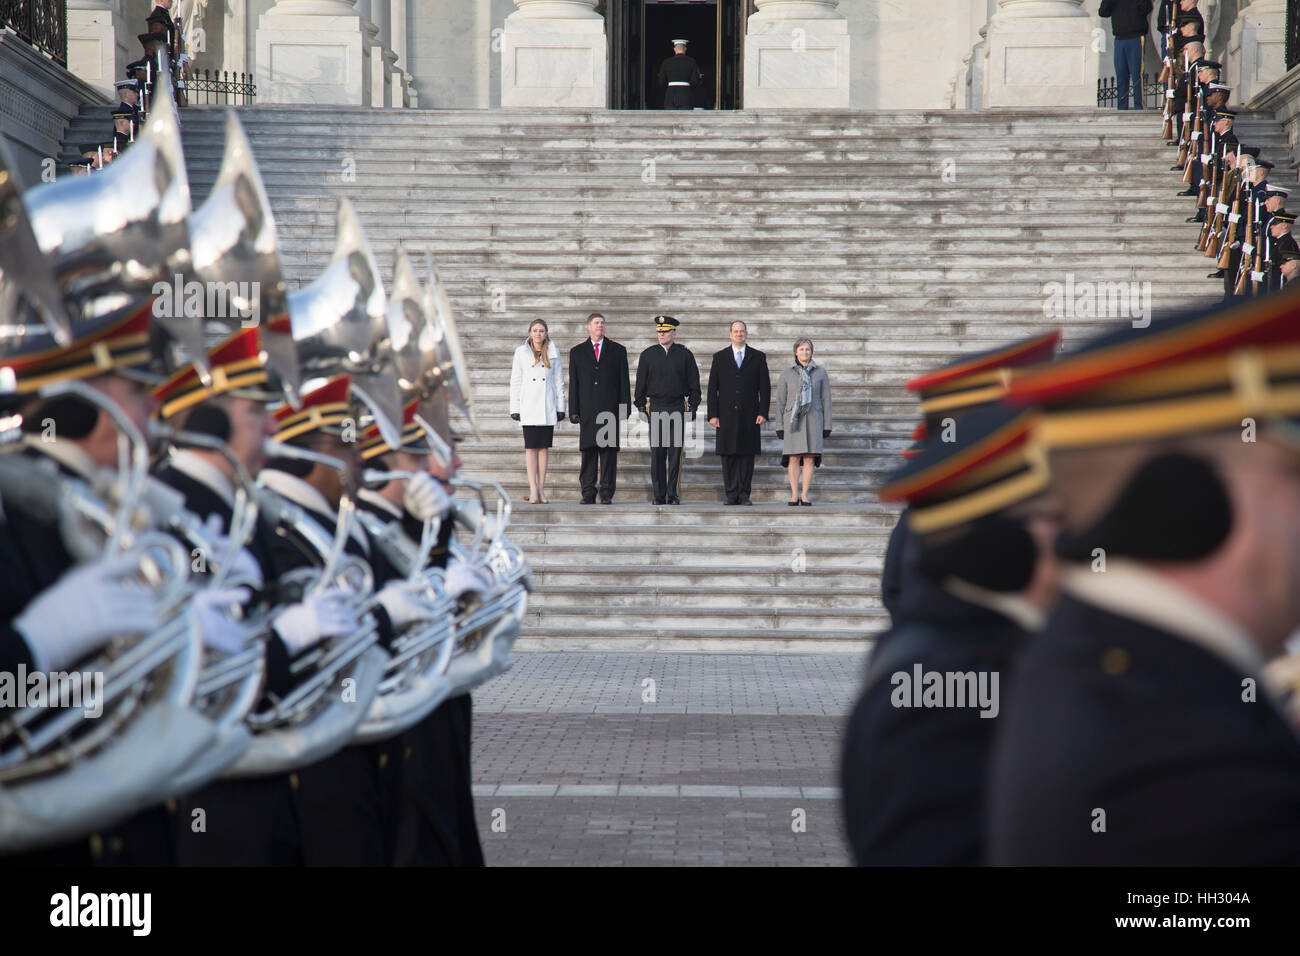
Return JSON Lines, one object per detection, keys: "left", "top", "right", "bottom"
{"left": 1177, "top": 188, "right": 1196, "bottom": 196}
{"left": 581, "top": 498, "right": 596, "bottom": 505}
{"left": 723, "top": 500, "right": 737, "bottom": 506}
{"left": 1186, "top": 215, "right": 1204, "bottom": 223}
{"left": 667, "top": 496, "right": 681, "bottom": 505}
{"left": 1207, "top": 270, "right": 1225, "bottom": 278}
{"left": 653, "top": 498, "right": 666, "bottom": 505}
{"left": 799, "top": 499, "right": 812, "bottom": 507}
{"left": 741, "top": 500, "right": 753, "bottom": 506}
{"left": 1169, "top": 163, "right": 1182, "bottom": 169}
{"left": 600, "top": 498, "right": 612, "bottom": 505}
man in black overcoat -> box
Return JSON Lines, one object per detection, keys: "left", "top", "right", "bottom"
{"left": 706, "top": 321, "right": 769, "bottom": 505}
{"left": 568, "top": 312, "right": 630, "bottom": 504}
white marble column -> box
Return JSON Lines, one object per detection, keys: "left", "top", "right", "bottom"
{"left": 1227, "top": 0, "right": 1286, "bottom": 105}
{"left": 66, "top": 0, "right": 121, "bottom": 98}
{"left": 500, "top": 0, "right": 607, "bottom": 108}
{"left": 981, "top": 0, "right": 1097, "bottom": 108}
{"left": 388, "top": 0, "right": 411, "bottom": 106}
{"left": 743, "top": 0, "right": 850, "bottom": 109}
{"left": 354, "top": 0, "right": 388, "bottom": 106}
{"left": 255, "top": 0, "right": 373, "bottom": 105}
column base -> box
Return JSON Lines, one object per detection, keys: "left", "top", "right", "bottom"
{"left": 1229, "top": 2, "right": 1285, "bottom": 106}
{"left": 255, "top": 13, "right": 371, "bottom": 105}
{"left": 501, "top": 15, "right": 606, "bottom": 108}
{"left": 67, "top": 6, "right": 119, "bottom": 99}
{"left": 983, "top": 12, "right": 1097, "bottom": 108}
{"left": 743, "top": 18, "right": 850, "bottom": 109}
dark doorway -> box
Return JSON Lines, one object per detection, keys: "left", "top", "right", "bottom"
{"left": 645, "top": 4, "right": 716, "bottom": 109}
{"left": 608, "top": 0, "right": 746, "bottom": 110}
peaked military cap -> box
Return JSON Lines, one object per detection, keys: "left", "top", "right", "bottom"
{"left": 153, "top": 326, "right": 273, "bottom": 419}
{"left": 360, "top": 399, "right": 429, "bottom": 460}
{"left": 879, "top": 403, "right": 1049, "bottom": 535}
{"left": 905, "top": 331, "right": 1061, "bottom": 417}
{"left": 1256, "top": 159, "right": 1276, "bottom": 170}
{"left": 1265, "top": 184, "right": 1291, "bottom": 195}
{"left": 654, "top": 315, "right": 680, "bottom": 332}
{"left": 272, "top": 374, "right": 352, "bottom": 442}
{"left": 1197, "top": 60, "right": 1222, "bottom": 70}
{"left": 1006, "top": 291, "right": 1300, "bottom": 448}
{"left": 1271, "top": 210, "right": 1296, "bottom": 225}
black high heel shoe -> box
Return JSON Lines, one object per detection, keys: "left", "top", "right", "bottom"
{"left": 799, "top": 499, "right": 812, "bottom": 507}
{"left": 788, "top": 499, "right": 799, "bottom": 506}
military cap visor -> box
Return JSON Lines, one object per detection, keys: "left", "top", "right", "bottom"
{"left": 1266, "top": 185, "right": 1291, "bottom": 195}
{"left": 1197, "top": 60, "right": 1222, "bottom": 70}
{"left": 879, "top": 403, "right": 1050, "bottom": 535}
{"left": 272, "top": 374, "right": 352, "bottom": 442}
{"left": 1006, "top": 291, "right": 1300, "bottom": 449}
{"left": 1272, "top": 211, "right": 1296, "bottom": 224}
{"left": 655, "top": 315, "right": 680, "bottom": 332}
{"left": 906, "top": 331, "right": 1060, "bottom": 415}
{"left": 1257, "top": 159, "right": 1276, "bottom": 170}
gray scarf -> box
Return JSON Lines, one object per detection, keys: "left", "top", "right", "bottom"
{"left": 791, "top": 360, "right": 816, "bottom": 430}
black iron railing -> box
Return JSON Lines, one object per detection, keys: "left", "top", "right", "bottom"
{"left": 1, "top": 0, "right": 67, "bottom": 65}
{"left": 1289, "top": 0, "right": 1300, "bottom": 70}
{"left": 186, "top": 69, "right": 256, "bottom": 106}
{"left": 1096, "top": 74, "right": 1163, "bottom": 109}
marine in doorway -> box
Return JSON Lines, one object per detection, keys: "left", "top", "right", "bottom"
{"left": 657, "top": 39, "right": 702, "bottom": 110}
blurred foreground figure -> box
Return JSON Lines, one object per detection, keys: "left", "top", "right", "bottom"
{"left": 842, "top": 402, "right": 1062, "bottom": 865}
{"left": 989, "top": 291, "right": 1300, "bottom": 865}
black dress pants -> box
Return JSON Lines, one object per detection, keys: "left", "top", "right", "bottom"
{"left": 579, "top": 446, "right": 618, "bottom": 502}
{"left": 720, "top": 454, "right": 755, "bottom": 503}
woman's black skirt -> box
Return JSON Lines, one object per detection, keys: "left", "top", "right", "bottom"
{"left": 523, "top": 425, "right": 554, "bottom": 449}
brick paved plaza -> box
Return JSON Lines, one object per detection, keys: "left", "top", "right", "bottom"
{"left": 470, "top": 652, "right": 863, "bottom": 865}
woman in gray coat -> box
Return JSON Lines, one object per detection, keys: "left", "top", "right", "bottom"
{"left": 775, "top": 337, "right": 832, "bottom": 505}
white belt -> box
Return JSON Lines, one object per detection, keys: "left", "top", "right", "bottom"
{"left": 1216, "top": 203, "right": 1229, "bottom": 214}
{"left": 669, "top": 81, "right": 690, "bottom": 87}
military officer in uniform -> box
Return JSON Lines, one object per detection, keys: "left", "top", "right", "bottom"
{"left": 656, "top": 39, "right": 702, "bottom": 110}
{"left": 635, "top": 315, "right": 700, "bottom": 505}
{"left": 990, "top": 293, "right": 1300, "bottom": 865}
{"left": 843, "top": 401, "right": 1063, "bottom": 866}
{"left": 706, "top": 321, "right": 769, "bottom": 506}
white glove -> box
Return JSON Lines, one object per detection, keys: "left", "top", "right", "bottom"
{"left": 443, "top": 557, "right": 490, "bottom": 602}
{"left": 271, "top": 590, "right": 358, "bottom": 654}
{"left": 375, "top": 580, "right": 438, "bottom": 629}
{"left": 190, "top": 586, "right": 252, "bottom": 655}
{"left": 200, "top": 514, "right": 264, "bottom": 588}
{"left": 15, "top": 555, "right": 165, "bottom": 672}
{"left": 403, "top": 472, "right": 452, "bottom": 523}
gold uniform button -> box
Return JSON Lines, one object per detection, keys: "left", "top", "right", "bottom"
{"left": 165, "top": 799, "right": 178, "bottom": 814}
{"left": 289, "top": 773, "right": 300, "bottom": 790}
{"left": 1101, "top": 647, "right": 1130, "bottom": 676}
{"left": 89, "top": 834, "right": 104, "bottom": 859}
{"left": 378, "top": 753, "right": 389, "bottom": 769}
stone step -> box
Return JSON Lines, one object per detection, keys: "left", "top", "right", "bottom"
{"left": 522, "top": 603, "right": 877, "bottom": 631}
{"left": 513, "top": 626, "right": 877, "bottom": 654}
{"left": 508, "top": 521, "right": 888, "bottom": 549}
{"left": 530, "top": 583, "right": 879, "bottom": 611}
{"left": 528, "top": 564, "right": 878, "bottom": 590}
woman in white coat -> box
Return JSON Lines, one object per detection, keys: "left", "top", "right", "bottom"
{"left": 510, "top": 319, "right": 565, "bottom": 503}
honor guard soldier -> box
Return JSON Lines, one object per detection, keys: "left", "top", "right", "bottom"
{"left": 115, "top": 78, "right": 141, "bottom": 125}
{"left": 881, "top": 332, "right": 1061, "bottom": 624}
{"left": 635, "top": 315, "right": 701, "bottom": 505}
{"left": 356, "top": 403, "right": 487, "bottom": 866}
{"left": 843, "top": 401, "right": 1063, "bottom": 865}
{"left": 1267, "top": 210, "right": 1298, "bottom": 288}
{"left": 657, "top": 39, "right": 702, "bottom": 110}
{"left": 112, "top": 107, "right": 136, "bottom": 154}
{"left": 989, "top": 292, "right": 1300, "bottom": 865}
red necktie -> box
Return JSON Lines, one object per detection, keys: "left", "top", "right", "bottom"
{"left": 594, "top": 341, "right": 601, "bottom": 362}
